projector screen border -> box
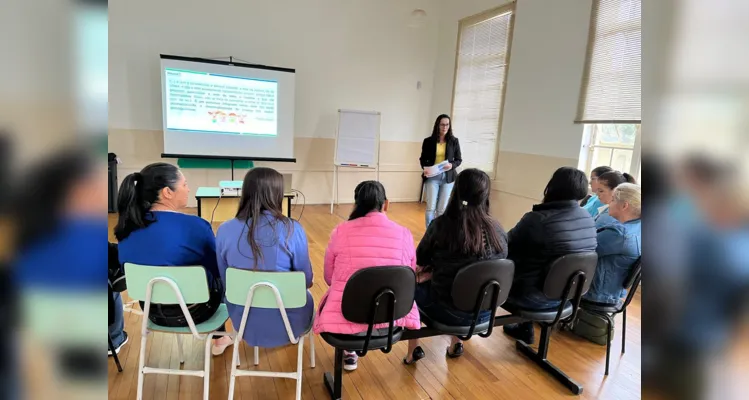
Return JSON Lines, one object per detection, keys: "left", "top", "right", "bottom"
{"left": 161, "top": 153, "right": 297, "bottom": 163}
{"left": 159, "top": 54, "right": 295, "bottom": 74}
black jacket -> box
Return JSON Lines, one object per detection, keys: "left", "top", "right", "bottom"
{"left": 419, "top": 135, "right": 462, "bottom": 183}
{"left": 417, "top": 217, "right": 508, "bottom": 306}
{"left": 507, "top": 200, "right": 597, "bottom": 293}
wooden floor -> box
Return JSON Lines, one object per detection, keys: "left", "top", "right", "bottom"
{"left": 107, "top": 203, "right": 641, "bottom": 400}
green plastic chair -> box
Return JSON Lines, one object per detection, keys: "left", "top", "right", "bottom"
{"left": 225, "top": 268, "right": 316, "bottom": 400}
{"left": 124, "top": 263, "right": 231, "bottom": 400}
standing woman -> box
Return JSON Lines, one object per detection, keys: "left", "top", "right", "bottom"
{"left": 420, "top": 114, "right": 462, "bottom": 227}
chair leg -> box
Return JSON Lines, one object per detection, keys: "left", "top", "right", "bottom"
{"left": 309, "top": 332, "right": 316, "bottom": 368}
{"left": 228, "top": 338, "right": 240, "bottom": 400}
{"left": 605, "top": 315, "right": 612, "bottom": 376}
{"left": 254, "top": 346, "right": 260, "bottom": 366}
{"left": 621, "top": 308, "right": 627, "bottom": 354}
{"left": 324, "top": 348, "right": 343, "bottom": 400}
{"left": 136, "top": 331, "right": 149, "bottom": 400}
{"left": 515, "top": 325, "right": 583, "bottom": 395}
{"left": 109, "top": 335, "right": 123, "bottom": 372}
{"left": 295, "top": 336, "right": 305, "bottom": 400}
{"left": 176, "top": 334, "right": 185, "bottom": 364}
{"left": 203, "top": 334, "right": 213, "bottom": 400}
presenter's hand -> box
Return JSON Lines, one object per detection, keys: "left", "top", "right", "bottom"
{"left": 444, "top": 163, "right": 453, "bottom": 171}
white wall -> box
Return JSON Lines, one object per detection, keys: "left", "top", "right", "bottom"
{"left": 430, "top": 0, "right": 512, "bottom": 119}
{"left": 498, "top": 0, "right": 592, "bottom": 159}
{"left": 109, "top": 0, "right": 439, "bottom": 142}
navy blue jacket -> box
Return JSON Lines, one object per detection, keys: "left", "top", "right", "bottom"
{"left": 507, "top": 200, "right": 597, "bottom": 292}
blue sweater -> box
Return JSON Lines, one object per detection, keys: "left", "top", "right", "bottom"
{"left": 15, "top": 217, "right": 106, "bottom": 290}
{"left": 216, "top": 213, "right": 314, "bottom": 348}
{"left": 118, "top": 211, "right": 220, "bottom": 285}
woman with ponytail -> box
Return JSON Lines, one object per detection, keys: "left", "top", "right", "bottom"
{"left": 114, "top": 163, "right": 230, "bottom": 354}
{"left": 313, "top": 181, "right": 420, "bottom": 372}
{"left": 593, "top": 171, "right": 637, "bottom": 228}
{"left": 403, "top": 169, "right": 508, "bottom": 364}
{"left": 215, "top": 167, "right": 314, "bottom": 351}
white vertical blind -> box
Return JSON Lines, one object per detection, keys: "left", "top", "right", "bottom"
{"left": 452, "top": 7, "right": 513, "bottom": 173}
{"left": 577, "top": 0, "right": 641, "bottom": 123}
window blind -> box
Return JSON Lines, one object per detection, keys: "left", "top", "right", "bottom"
{"left": 577, "top": 0, "right": 641, "bottom": 123}
{"left": 452, "top": 6, "right": 513, "bottom": 172}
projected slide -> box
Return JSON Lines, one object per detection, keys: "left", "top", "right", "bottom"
{"left": 164, "top": 68, "right": 278, "bottom": 136}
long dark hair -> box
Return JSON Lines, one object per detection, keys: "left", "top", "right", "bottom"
{"left": 598, "top": 171, "right": 637, "bottom": 190}
{"left": 235, "top": 167, "right": 290, "bottom": 269}
{"left": 543, "top": 167, "right": 589, "bottom": 203}
{"left": 114, "top": 162, "right": 181, "bottom": 241}
{"left": 431, "top": 169, "right": 502, "bottom": 256}
{"left": 430, "top": 114, "right": 454, "bottom": 141}
{"left": 349, "top": 181, "right": 387, "bottom": 220}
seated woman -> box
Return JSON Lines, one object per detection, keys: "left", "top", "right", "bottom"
{"left": 581, "top": 166, "right": 613, "bottom": 215}
{"left": 216, "top": 168, "right": 314, "bottom": 353}
{"left": 114, "top": 163, "right": 228, "bottom": 352}
{"left": 313, "top": 181, "right": 420, "bottom": 371}
{"left": 593, "top": 171, "right": 637, "bottom": 228}
{"left": 502, "top": 167, "right": 597, "bottom": 344}
{"left": 584, "top": 183, "right": 642, "bottom": 304}
{"left": 404, "top": 169, "right": 508, "bottom": 364}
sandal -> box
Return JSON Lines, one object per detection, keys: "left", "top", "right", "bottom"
{"left": 446, "top": 343, "right": 464, "bottom": 358}
{"left": 403, "top": 346, "right": 425, "bottom": 365}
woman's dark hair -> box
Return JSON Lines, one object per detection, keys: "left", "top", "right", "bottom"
{"left": 14, "top": 147, "right": 94, "bottom": 251}
{"left": 591, "top": 165, "right": 614, "bottom": 178}
{"left": 114, "top": 162, "right": 181, "bottom": 241}
{"left": 349, "top": 181, "right": 387, "bottom": 220}
{"left": 430, "top": 114, "right": 454, "bottom": 141}
{"left": 598, "top": 171, "right": 637, "bottom": 190}
{"left": 235, "top": 167, "right": 290, "bottom": 269}
{"left": 543, "top": 167, "right": 589, "bottom": 203}
{"left": 431, "top": 169, "right": 502, "bottom": 257}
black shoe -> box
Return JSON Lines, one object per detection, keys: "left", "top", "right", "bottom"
{"left": 403, "top": 346, "right": 425, "bottom": 365}
{"left": 446, "top": 343, "right": 463, "bottom": 358}
{"left": 503, "top": 322, "right": 534, "bottom": 344}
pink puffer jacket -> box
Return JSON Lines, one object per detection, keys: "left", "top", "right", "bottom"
{"left": 313, "top": 212, "right": 421, "bottom": 334}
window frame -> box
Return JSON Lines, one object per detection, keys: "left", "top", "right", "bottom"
{"left": 580, "top": 123, "right": 641, "bottom": 179}
{"left": 449, "top": 2, "right": 516, "bottom": 178}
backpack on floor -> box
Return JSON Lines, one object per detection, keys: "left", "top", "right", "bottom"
{"left": 571, "top": 308, "right": 611, "bottom": 346}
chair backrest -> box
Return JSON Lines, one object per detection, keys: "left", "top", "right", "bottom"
{"left": 124, "top": 263, "right": 209, "bottom": 304}
{"left": 451, "top": 259, "right": 515, "bottom": 312}
{"left": 623, "top": 257, "right": 642, "bottom": 290}
{"left": 341, "top": 266, "right": 415, "bottom": 324}
{"left": 542, "top": 252, "right": 598, "bottom": 300}
{"left": 621, "top": 257, "right": 642, "bottom": 309}
{"left": 24, "top": 290, "right": 107, "bottom": 345}
{"left": 225, "top": 268, "right": 307, "bottom": 308}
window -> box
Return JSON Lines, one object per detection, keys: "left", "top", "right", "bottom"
{"left": 451, "top": 5, "right": 514, "bottom": 174}
{"left": 577, "top": 0, "right": 641, "bottom": 123}
{"left": 579, "top": 124, "right": 641, "bottom": 180}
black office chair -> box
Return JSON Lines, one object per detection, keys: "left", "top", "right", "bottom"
{"left": 108, "top": 284, "right": 123, "bottom": 372}
{"left": 419, "top": 259, "right": 515, "bottom": 340}
{"left": 502, "top": 252, "right": 598, "bottom": 395}
{"left": 320, "top": 266, "right": 416, "bottom": 400}
{"left": 581, "top": 257, "right": 642, "bottom": 375}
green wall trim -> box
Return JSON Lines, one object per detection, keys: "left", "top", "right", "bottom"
{"left": 177, "top": 158, "right": 254, "bottom": 169}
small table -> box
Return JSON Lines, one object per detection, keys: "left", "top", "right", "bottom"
{"left": 195, "top": 187, "right": 295, "bottom": 223}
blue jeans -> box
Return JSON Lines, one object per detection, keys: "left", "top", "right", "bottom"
{"left": 109, "top": 291, "right": 126, "bottom": 347}
{"left": 424, "top": 172, "right": 454, "bottom": 228}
